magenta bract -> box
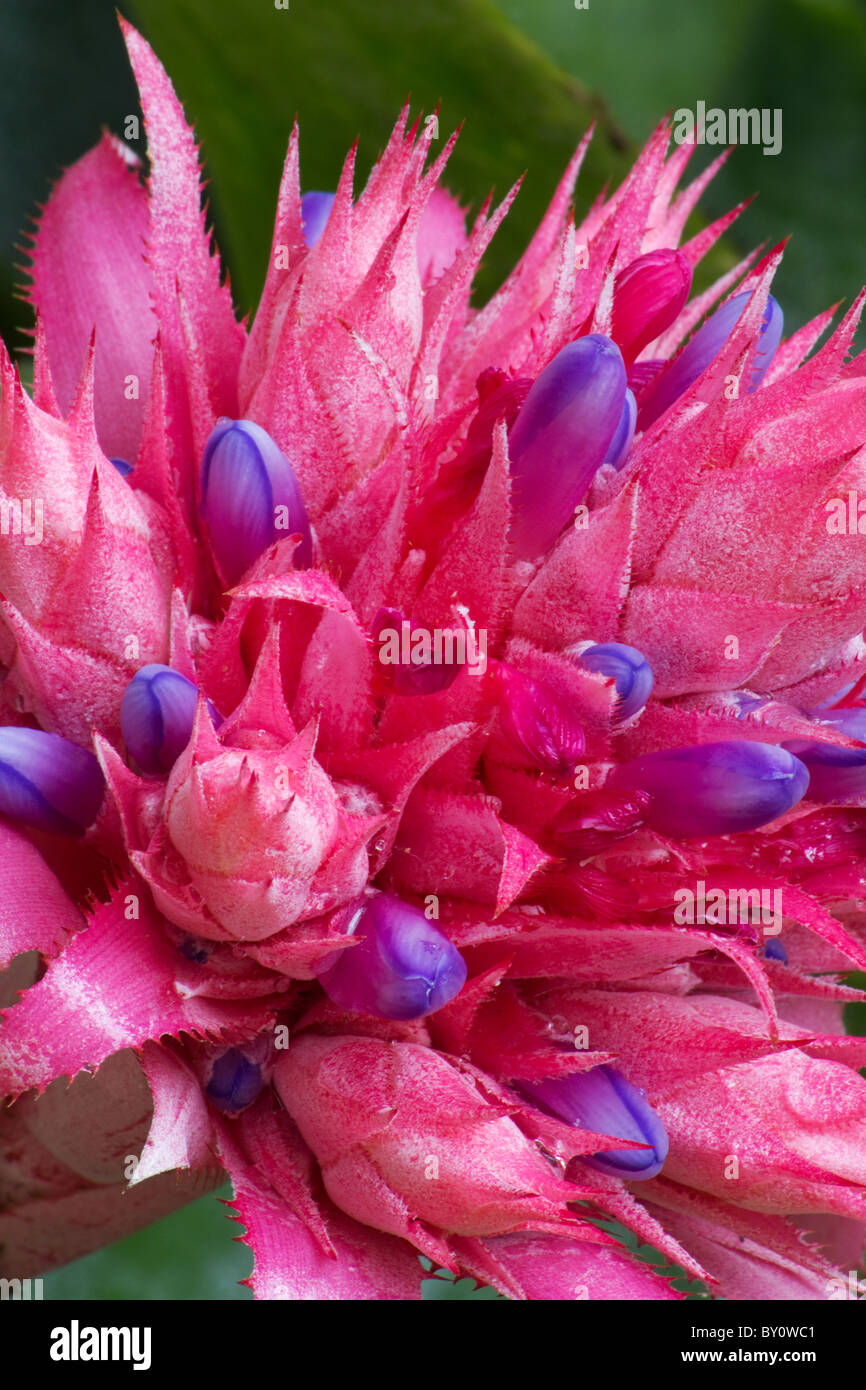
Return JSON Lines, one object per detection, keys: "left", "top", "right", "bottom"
{"left": 1, "top": 17, "right": 865, "bottom": 1305}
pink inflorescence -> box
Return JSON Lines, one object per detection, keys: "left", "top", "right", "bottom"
{"left": 1, "top": 17, "right": 866, "bottom": 1303}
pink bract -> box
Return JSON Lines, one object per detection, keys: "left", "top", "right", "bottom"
{"left": 2, "top": 16, "right": 866, "bottom": 1300}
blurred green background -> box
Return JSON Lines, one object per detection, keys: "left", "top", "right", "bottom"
{"left": 5, "top": 0, "right": 862, "bottom": 1298}
{"left": 4, "top": 0, "right": 865, "bottom": 347}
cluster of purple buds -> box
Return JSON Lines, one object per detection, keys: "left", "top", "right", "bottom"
{"left": 778, "top": 684, "right": 866, "bottom": 802}
{"left": 725, "top": 681, "right": 866, "bottom": 804}
{"left": 519, "top": 1065, "right": 669, "bottom": 1180}
{"left": 504, "top": 262, "right": 784, "bottom": 559}
{"left": 315, "top": 893, "right": 467, "bottom": 1021}
{"left": 781, "top": 735, "right": 866, "bottom": 803}
{"left": 727, "top": 680, "right": 866, "bottom": 805}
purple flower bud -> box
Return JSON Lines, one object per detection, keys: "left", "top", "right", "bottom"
{"left": 178, "top": 935, "right": 212, "bottom": 965}
{"left": 121, "top": 665, "right": 220, "bottom": 775}
{"left": 639, "top": 291, "right": 783, "bottom": 429}
{"left": 0, "top": 726, "right": 104, "bottom": 836}
{"left": 201, "top": 418, "right": 312, "bottom": 585}
{"left": 316, "top": 893, "right": 468, "bottom": 1021}
{"left": 628, "top": 358, "right": 664, "bottom": 395}
{"left": 109, "top": 457, "right": 134, "bottom": 477}
{"left": 729, "top": 690, "right": 772, "bottom": 717}
{"left": 577, "top": 642, "right": 653, "bottom": 722}
{"left": 763, "top": 938, "right": 788, "bottom": 965}
{"left": 608, "top": 740, "right": 809, "bottom": 837}
{"left": 816, "top": 680, "right": 864, "bottom": 709}
{"left": 781, "top": 739, "right": 866, "bottom": 803}
{"left": 808, "top": 707, "right": 866, "bottom": 743}
{"left": 602, "top": 388, "right": 637, "bottom": 470}
{"left": 519, "top": 1065, "right": 668, "bottom": 1180}
{"left": 508, "top": 334, "right": 627, "bottom": 558}
{"left": 491, "top": 662, "right": 585, "bottom": 778}
{"left": 301, "top": 191, "right": 335, "bottom": 248}
{"left": 206, "top": 1048, "right": 263, "bottom": 1115}
{"left": 371, "top": 607, "right": 462, "bottom": 697}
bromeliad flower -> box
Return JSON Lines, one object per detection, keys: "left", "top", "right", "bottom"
{"left": 2, "top": 16, "right": 866, "bottom": 1302}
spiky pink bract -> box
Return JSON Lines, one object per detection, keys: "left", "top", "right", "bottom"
{"left": 2, "top": 17, "right": 866, "bottom": 1300}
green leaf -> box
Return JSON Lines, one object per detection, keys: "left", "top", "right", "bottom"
{"left": 0, "top": 0, "right": 142, "bottom": 351}
{"left": 40, "top": 1186, "right": 253, "bottom": 1301}
{"left": 493, "top": 0, "right": 866, "bottom": 333}
{"left": 844, "top": 971, "right": 866, "bottom": 1038}
{"left": 128, "top": 0, "right": 632, "bottom": 314}
{"left": 422, "top": 1270, "right": 506, "bottom": 1300}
